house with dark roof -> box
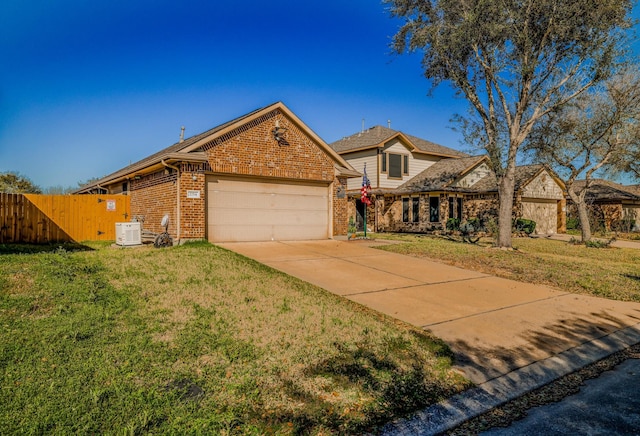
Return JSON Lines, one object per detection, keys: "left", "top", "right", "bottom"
{"left": 569, "top": 179, "right": 640, "bottom": 232}
{"left": 76, "top": 102, "right": 360, "bottom": 243}
{"left": 331, "top": 125, "right": 468, "bottom": 192}
{"left": 330, "top": 129, "right": 567, "bottom": 235}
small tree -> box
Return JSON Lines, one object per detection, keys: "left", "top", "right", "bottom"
{"left": 527, "top": 70, "right": 640, "bottom": 242}
{"left": 385, "top": 0, "right": 633, "bottom": 248}
{"left": 0, "top": 172, "right": 42, "bottom": 194}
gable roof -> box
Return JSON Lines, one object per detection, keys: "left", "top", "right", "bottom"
{"left": 330, "top": 125, "right": 468, "bottom": 158}
{"left": 384, "top": 160, "right": 564, "bottom": 196}
{"left": 75, "top": 102, "right": 359, "bottom": 193}
{"left": 572, "top": 179, "right": 640, "bottom": 202}
{"left": 469, "top": 164, "right": 567, "bottom": 194}
{"left": 394, "top": 155, "right": 488, "bottom": 194}
{"left": 468, "top": 164, "right": 550, "bottom": 193}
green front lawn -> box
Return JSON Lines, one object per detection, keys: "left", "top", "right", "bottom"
{"left": 0, "top": 241, "right": 468, "bottom": 435}
{"left": 374, "top": 233, "right": 640, "bottom": 302}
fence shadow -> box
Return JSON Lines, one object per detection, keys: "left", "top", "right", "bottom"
{"left": 0, "top": 242, "right": 94, "bottom": 255}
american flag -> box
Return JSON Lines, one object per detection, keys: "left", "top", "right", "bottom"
{"left": 361, "top": 163, "right": 371, "bottom": 205}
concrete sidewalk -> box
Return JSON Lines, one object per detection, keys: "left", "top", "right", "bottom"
{"left": 217, "top": 239, "right": 640, "bottom": 433}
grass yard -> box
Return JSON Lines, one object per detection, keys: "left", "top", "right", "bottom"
{"left": 374, "top": 234, "right": 640, "bottom": 302}
{"left": 0, "top": 241, "right": 468, "bottom": 435}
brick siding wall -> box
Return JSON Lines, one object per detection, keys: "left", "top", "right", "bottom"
{"left": 333, "top": 176, "right": 349, "bottom": 235}
{"left": 178, "top": 163, "right": 207, "bottom": 239}
{"left": 130, "top": 171, "right": 178, "bottom": 238}
{"left": 205, "top": 110, "right": 335, "bottom": 183}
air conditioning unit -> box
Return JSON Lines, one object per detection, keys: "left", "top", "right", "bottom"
{"left": 116, "top": 222, "right": 142, "bottom": 246}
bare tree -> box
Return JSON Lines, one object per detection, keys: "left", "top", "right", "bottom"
{"left": 385, "top": 0, "right": 633, "bottom": 247}
{"left": 526, "top": 70, "right": 640, "bottom": 242}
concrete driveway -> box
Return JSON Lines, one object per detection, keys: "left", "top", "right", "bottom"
{"left": 217, "top": 239, "right": 640, "bottom": 387}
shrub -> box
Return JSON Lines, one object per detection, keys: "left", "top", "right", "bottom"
{"left": 459, "top": 221, "right": 475, "bottom": 235}
{"left": 585, "top": 238, "right": 615, "bottom": 248}
{"left": 514, "top": 218, "right": 536, "bottom": 235}
{"left": 566, "top": 217, "right": 580, "bottom": 230}
{"left": 467, "top": 217, "right": 481, "bottom": 231}
{"left": 348, "top": 217, "right": 357, "bottom": 234}
{"left": 446, "top": 218, "right": 460, "bottom": 231}
{"left": 484, "top": 217, "right": 499, "bottom": 236}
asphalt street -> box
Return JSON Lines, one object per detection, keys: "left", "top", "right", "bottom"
{"left": 480, "top": 357, "right": 640, "bottom": 435}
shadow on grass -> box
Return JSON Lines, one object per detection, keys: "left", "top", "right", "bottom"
{"left": 0, "top": 242, "right": 94, "bottom": 255}
{"left": 624, "top": 273, "right": 640, "bottom": 281}
{"left": 270, "top": 339, "right": 463, "bottom": 434}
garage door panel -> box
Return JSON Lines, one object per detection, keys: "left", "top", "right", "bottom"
{"left": 522, "top": 200, "right": 557, "bottom": 235}
{"left": 207, "top": 177, "right": 330, "bottom": 242}
{"left": 210, "top": 208, "right": 328, "bottom": 226}
{"left": 210, "top": 191, "right": 327, "bottom": 211}
{"left": 210, "top": 180, "right": 320, "bottom": 195}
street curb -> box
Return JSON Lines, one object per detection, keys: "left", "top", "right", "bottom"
{"left": 380, "top": 322, "right": 640, "bottom": 436}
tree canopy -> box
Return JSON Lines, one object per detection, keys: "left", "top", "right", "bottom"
{"left": 385, "top": 0, "right": 634, "bottom": 247}
{"left": 0, "top": 172, "right": 42, "bottom": 194}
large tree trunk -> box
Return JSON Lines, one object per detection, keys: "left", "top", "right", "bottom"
{"left": 567, "top": 187, "right": 592, "bottom": 242}
{"left": 496, "top": 168, "right": 516, "bottom": 248}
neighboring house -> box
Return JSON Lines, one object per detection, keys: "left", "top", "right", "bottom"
{"left": 75, "top": 102, "right": 360, "bottom": 243}
{"left": 570, "top": 179, "right": 640, "bottom": 232}
{"left": 330, "top": 125, "right": 469, "bottom": 191}
{"left": 331, "top": 129, "right": 567, "bottom": 235}
{"left": 330, "top": 125, "right": 468, "bottom": 228}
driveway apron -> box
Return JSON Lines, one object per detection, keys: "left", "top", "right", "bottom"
{"left": 217, "top": 240, "right": 640, "bottom": 385}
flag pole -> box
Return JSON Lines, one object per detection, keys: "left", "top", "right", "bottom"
{"left": 361, "top": 163, "right": 371, "bottom": 239}
{"left": 364, "top": 201, "right": 367, "bottom": 238}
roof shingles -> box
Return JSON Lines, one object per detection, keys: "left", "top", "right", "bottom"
{"left": 330, "top": 125, "right": 467, "bottom": 158}
{"left": 395, "top": 156, "right": 487, "bottom": 194}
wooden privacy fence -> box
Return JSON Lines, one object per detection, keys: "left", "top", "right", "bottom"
{"left": 0, "top": 193, "right": 131, "bottom": 244}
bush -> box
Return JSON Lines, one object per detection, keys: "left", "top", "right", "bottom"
{"left": 566, "top": 217, "right": 580, "bottom": 230}
{"left": 348, "top": 217, "right": 357, "bottom": 234}
{"left": 467, "top": 217, "right": 482, "bottom": 231}
{"left": 446, "top": 218, "right": 460, "bottom": 231}
{"left": 459, "top": 221, "right": 475, "bottom": 235}
{"left": 514, "top": 218, "right": 536, "bottom": 235}
{"left": 585, "top": 238, "right": 615, "bottom": 248}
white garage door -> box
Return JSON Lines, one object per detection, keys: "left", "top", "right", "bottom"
{"left": 206, "top": 177, "right": 330, "bottom": 242}
{"left": 521, "top": 200, "right": 558, "bottom": 235}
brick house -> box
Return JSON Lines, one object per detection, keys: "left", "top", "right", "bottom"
{"left": 330, "top": 128, "right": 567, "bottom": 235}
{"left": 569, "top": 179, "right": 640, "bottom": 232}
{"left": 76, "top": 102, "right": 360, "bottom": 242}
{"left": 330, "top": 125, "right": 468, "bottom": 230}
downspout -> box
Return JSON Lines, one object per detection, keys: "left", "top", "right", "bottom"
{"left": 95, "top": 183, "right": 106, "bottom": 194}
{"left": 162, "top": 160, "right": 181, "bottom": 241}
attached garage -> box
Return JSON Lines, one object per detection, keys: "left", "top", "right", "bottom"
{"left": 521, "top": 199, "right": 559, "bottom": 235}
{"left": 206, "top": 176, "right": 330, "bottom": 242}
{"left": 74, "top": 102, "right": 360, "bottom": 243}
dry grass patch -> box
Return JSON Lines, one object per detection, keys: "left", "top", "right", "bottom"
{"left": 374, "top": 234, "right": 640, "bottom": 302}
{"left": 1, "top": 241, "right": 468, "bottom": 435}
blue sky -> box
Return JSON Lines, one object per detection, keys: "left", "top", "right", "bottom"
{"left": 0, "top": 1, "right": 637, "bottom": 189}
